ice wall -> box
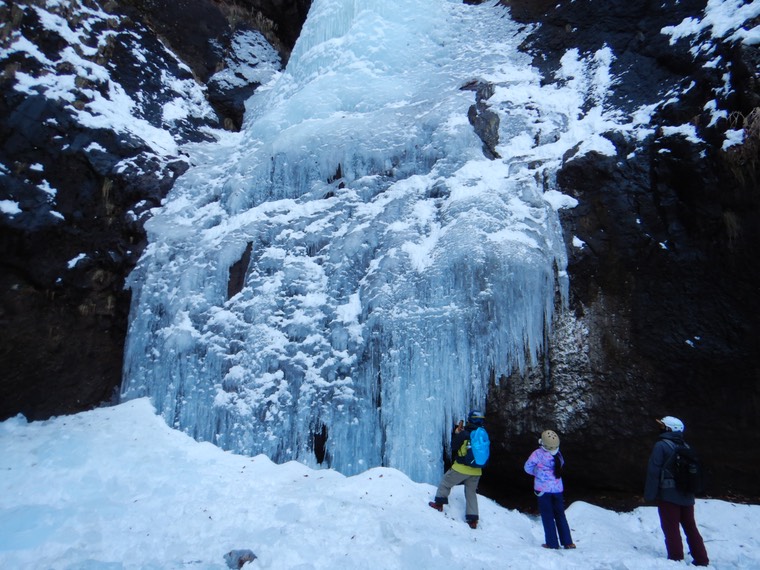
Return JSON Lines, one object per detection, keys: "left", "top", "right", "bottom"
{"left": 121, "top": 0, "right": 581, "bottom": 483}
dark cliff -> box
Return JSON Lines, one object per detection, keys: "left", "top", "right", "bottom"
{"left": 1, "top": 0, "right": 309, "bottom": 421}
{"left": 482, "top": 0, "right": 760, "bottom": 508}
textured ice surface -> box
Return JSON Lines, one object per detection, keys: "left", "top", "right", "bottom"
{"left": 121, "top": 0, "right": 582, "bottom": 483}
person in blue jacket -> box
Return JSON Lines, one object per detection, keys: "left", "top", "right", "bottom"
{"left": 644, "top": 416, "right": 709, "bottom": 566}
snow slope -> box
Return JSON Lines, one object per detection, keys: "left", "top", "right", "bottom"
{"left": 1, "top": 400, "right": 757, "bottom": 569}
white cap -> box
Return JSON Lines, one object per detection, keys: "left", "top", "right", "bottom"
{"left": 658, "top": 416, "right": 684, "bottom": 432}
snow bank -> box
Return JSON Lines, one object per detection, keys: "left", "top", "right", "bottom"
{"left": 1, "top": 400, "right": 757, "bottom": 569}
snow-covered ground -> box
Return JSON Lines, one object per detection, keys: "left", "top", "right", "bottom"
{"left": 1, "top": 399, "right": 757, "bottom": 569}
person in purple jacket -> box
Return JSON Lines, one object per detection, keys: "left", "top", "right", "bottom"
{"left": 524, "top": 430, "right": 576, "bottom": 550}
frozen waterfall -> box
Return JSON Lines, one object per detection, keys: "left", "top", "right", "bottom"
{"left": 120, "top": 0, "right": 593, "bottom": 484}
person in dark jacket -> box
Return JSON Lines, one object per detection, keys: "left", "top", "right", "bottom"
{"left": 428, "top": 410, "right": 485, "bottom": 529}
{"left": 644, "top": 416, "right": 709, "bottom": 566}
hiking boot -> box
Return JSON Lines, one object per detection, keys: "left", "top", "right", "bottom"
{"left": 541, "top": 544, "right": 559, "bottom": 549}
{"left": 428, "top": 501, "right": 443, "bottom": 512}
{"left": 564, "top": 544, "right": 576, "bottom": 549}
{"left": 467, "top": 520, "right": 477, "bottom": 529}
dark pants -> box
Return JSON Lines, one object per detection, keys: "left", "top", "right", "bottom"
{"left": 537, "top": 492, "right": 573, "bottom": 548}
{"left": 657, "top": 501, "right": 709, "bottom": 566}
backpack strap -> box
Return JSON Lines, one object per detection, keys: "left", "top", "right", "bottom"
{"left": 660, "top": 438, "right": 687, "bottom": 487}
{"left": 452, "top": 428, "right": 471, "bottom": 463}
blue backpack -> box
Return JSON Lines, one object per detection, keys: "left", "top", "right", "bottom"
{"left": 461, "top": 427, "right": 490, "bottom": 468}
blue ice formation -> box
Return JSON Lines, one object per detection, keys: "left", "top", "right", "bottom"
{"left": 121, "top": 0, "right": 576, "bottom": 484}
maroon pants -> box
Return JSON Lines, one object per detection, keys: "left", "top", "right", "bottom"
{"left": 657, "top": 501, "right": 709, "bottom": 566}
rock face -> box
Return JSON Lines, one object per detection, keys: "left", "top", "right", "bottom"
{"left": 481, "top": 0, "right": 760, "bottom": 507}
{"left": 0, "top": 0, "right": 306, "bottom": 421}
{"left": 1, "top": 0, "right": 758, "bottom": 507}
